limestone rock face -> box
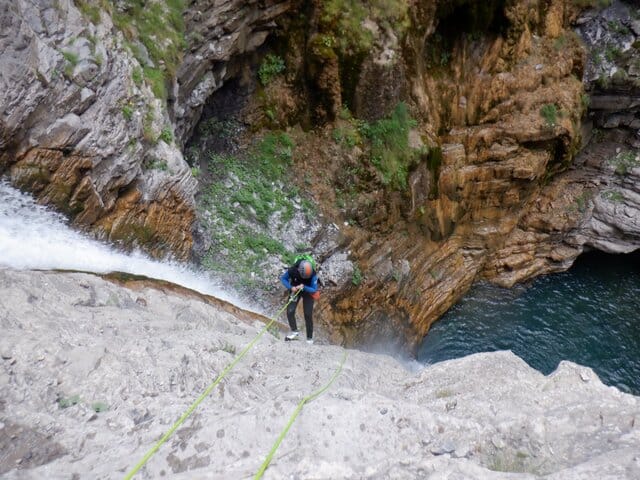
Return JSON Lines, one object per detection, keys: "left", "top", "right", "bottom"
{"left": 174, "top": 0, "right": 293, "bottom": 143}
{"left": 1, "top": 268, "right": 639, "bottom": 479}
{"left": 0, "top": 0, "right": 292, "bottom": 260}
{"left": 0, "top": 0, "right": 197, "bottom": 259}
{"left": 318, "top": 0, "right": 587, "bottom": 349}
{"left": 482, "top": 0, "right": 640, "bottom": 287}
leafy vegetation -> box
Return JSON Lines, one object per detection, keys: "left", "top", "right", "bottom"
{"left": 122, "top": 105, "right": 134, "bottom": 121}
{"left": 320, "top": 0, "right": 410, "bottom": 57}
{"left": 352, "top": 264, "right": 363, "bottom": 286}
{"left": 609, "top": 150, "right": 639, "bottom": 175}
{"left": 258, "top": 54, "right": 285, "bottom": 86}
{"left": 146, "top": 158, "right": 168, "bottom": 171}
{"left": 73, "top": 0, "right": 104, "bottom": 24}
{"left": 604, "top": 45, "right": 622, "bottom": 62}
{"left": 112, "top": 0, "right": 186, "bottom": 99}
{"left": 58, "top": 394, "right": 81, "bottom": 409}
{"left": 332, "top": 126, "right": 361, "bottom": 148}
{"left": 540, "top": 103, "right": 558, "bottom": 128}
{"left": 159, "top": 127, "right": 173, "bottom": 144}
{"left": 131, "top": 67, "right": 143, "bottom": 86}
{"left": 602, "top": 190, "right": 625, "bottom": 202}
{"left": 92, "top": 402, "right": 109, "bottom": 413}
{"left": 62, "top": 50, "right": 79, "bottom": 66}
{"left": 359, "top": 102, "right": 420, "bottom": 190}
{"left": 142, "top": 107, "right": 156, "bottom": 143}
{"left": 142, "top": 66, "right": 167, "bottom": 100}
{"left": 197, "top": 132, "right": 312, "bottom": 288}
{"left": 607, "top": 19, "right": 630, "bottom": 35}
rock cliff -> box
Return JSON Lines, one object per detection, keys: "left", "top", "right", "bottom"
{"left": 483, "top": 0, "right": 640, "bottom": 287}
{"left": 0, "top": 0, "right": 291, "bottom": 260}
{"left": 2, "top": 0, "right": 640, "bottom": 351}
{"left": 1, "top": 267, "right": 639, "bottom": 479}
{"left": 283, "top": 0, "right": 640, "bottom": 349}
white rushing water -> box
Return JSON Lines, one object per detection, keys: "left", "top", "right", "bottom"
{"left": 0, "top": 179, "right": 253, "bottom": 310}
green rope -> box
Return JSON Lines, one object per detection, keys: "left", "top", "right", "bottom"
{"left": 253, "top": 350, "right": 348, "bottom": 480}
{"left": 124, "top": 292, "right": 300, "bottom": 480}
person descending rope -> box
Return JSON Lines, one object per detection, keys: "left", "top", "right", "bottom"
{"left": 280, "top": 255, "right": 319, "bottom": 344}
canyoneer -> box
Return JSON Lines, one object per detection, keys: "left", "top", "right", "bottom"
{"left": 280, "top": 255, "right": 319, "bottom": 344}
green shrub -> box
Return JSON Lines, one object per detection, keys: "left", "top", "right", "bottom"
{"left": 352, "top": 264, "right": 362, "bottom": 286}
{"left": 607, "top": 20, "right": 630, "bottom": 35}
{"left": 321, "top": 0, "right": 409, "bottom": 57}
{"left": 74, "top": 0, "right": 102, "bottom": 24}
{"left": 142, "top": 107, "right": 156, "bottom": 143}
{"left": 143, "top": 67, "right": 166, "bottom": 100}
{"left": 359, "top": 102, "right": 419, "bottom": 190}
{"left": 333, "top": 126, "right": 361, "bottom": 148}
{"left": 159, "top": 127, "right": 173, "bottom": 144}
{"left": 604, "top": 45, "right": 621, "bottom": 62}
{"left": 62, "top": 50, "right": 79, "bottom": 65}
{"left": 609, "top": 150, "right": 639, "bottom": 175}
{"left": 254, "top": 132, "right": 293, "bottom": 179}
{"left": 58, "top": 394, "right": 80, "bottom": 409}
{"left": 132, "top": 67, "right": 143, "bottom": 86}
{"left": 146, "top": 158, "right": 168, "bottom": 171}
{"left": 122, "top": 105, "right": 134, "bottom": 121}
{"left": 92, "top": 402, "right": 109, "bottom": 413}
{"left": 540, "top": 103, "right": 558, "bottom": 127}
{"left": 602, "top": 190, "right": 624, "bottom": 202}
{"left": 190, "top": 166, "right": 201, "bottom": 177}
{"left": 113, "top": 0, "right": 186, "bottom": 98}
{"left": 62, "top": 50, "right": 79, "bottom": 76}
{"left": 258, "top": 54, "right": 285, "bottom": 86}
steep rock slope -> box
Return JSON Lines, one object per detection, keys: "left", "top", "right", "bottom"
{"left": 1, "top": 268, "right": 639, "bottom": 479}
{"left": 0, "top": 0, "right": 292, "bottom": 259}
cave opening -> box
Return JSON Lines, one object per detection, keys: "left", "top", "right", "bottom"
{"left": 425, "top": 0, "right": 510, "bottom": 69}
{"left": 435, "top": 0, "right": 509, "bottom": 39}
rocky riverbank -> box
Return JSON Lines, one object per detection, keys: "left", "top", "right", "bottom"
{"left": 1, "top": 267, "right": 639, "bottom": 479}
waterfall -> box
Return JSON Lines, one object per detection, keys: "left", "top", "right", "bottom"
{"left": 0, "top": 179, "right": 252, "bottom": 311}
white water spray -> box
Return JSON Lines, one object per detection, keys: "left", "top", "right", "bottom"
{"left": 0, "top": 179, "right": 252, "bottom": 310}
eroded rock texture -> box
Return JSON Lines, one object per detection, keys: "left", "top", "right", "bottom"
{"left": 0, "top": 0, "right": 292, "bottom": 260}
{"left": 316, "top": 0, "right": 588, "bottom": 349}
{"left": 0, "top": 0, "right": 197, "bottom": 258}
{"left": 1, "top": 268, "right": 639, "bottom": 479}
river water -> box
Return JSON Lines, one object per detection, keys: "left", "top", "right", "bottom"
{"left": 418, "top": 251, "right": 640, "bottom": 395}
{"left": 0, "top": 179, "right": 251, "bottom": 310}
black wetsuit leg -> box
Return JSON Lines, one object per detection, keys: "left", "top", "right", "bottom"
{"left": 302, "top": 294, "right": 314, "bottom": 339}
{"left": 286, "top": 294, "right": 300, "bottom": 331}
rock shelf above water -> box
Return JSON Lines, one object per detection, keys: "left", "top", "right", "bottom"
{"left": 0, "top": 268, "right": 638, "bottom": 479}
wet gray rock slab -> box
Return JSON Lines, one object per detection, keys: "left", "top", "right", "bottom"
{"left": 0, "top": 267, "right": 639, "bottom": 479}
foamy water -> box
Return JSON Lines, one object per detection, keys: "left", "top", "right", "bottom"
{"left": 0, "top": 179, "right": 252, "bottom": 310}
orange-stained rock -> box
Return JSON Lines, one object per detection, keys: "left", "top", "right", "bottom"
{"left": 307, "top": 0, "right": 587, "bottom": 351}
